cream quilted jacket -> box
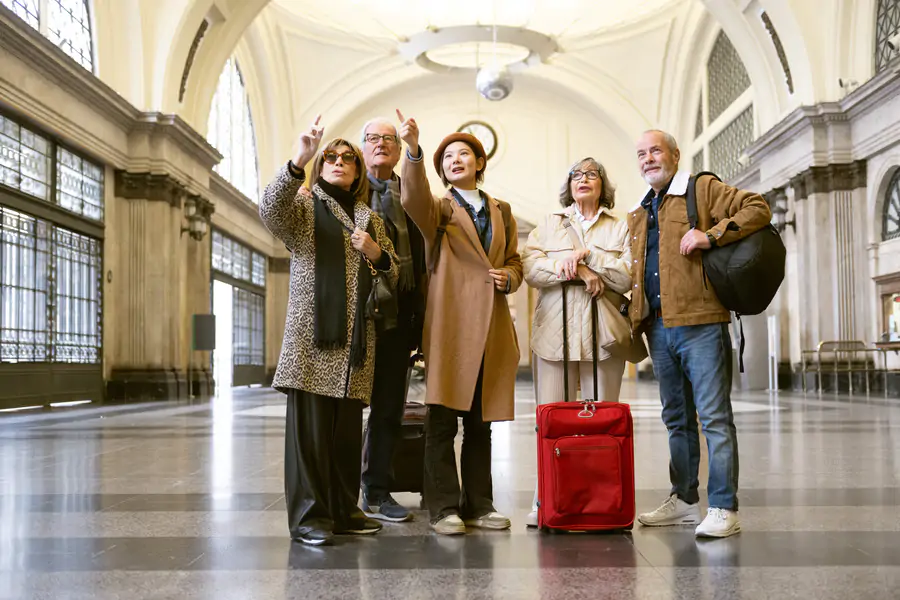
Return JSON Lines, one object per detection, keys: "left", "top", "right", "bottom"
{"left": 523, "top": 205, "right": 632, "bottom": 362}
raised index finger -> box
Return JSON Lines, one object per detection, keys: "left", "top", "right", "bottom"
{"left": 396, "top": 109, "right": 406, "bottom": 123}
{"left": 312, "top": 114, "right": 322, "bottom": 126}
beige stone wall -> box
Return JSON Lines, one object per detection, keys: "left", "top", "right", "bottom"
{"left": 266, "top": 269, "right": 290, "bottom": 372}
{"left": 0, "top": 12, "right": 285, "bottom": 397}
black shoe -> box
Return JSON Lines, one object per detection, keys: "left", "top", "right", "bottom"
{"left": 336, "top": 517, "right": 383, "bottom": 535}
{"left": 291, "top": 527, "right": 334, "bottom": 546}
{"left": 362, "top": 493, "right": 412, "bottom": 522}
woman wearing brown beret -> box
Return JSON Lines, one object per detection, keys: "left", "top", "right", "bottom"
{"left": 396, "top": 110, "right": 523, "bottom": 536}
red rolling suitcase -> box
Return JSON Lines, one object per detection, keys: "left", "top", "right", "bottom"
{"left": 536, "top": 281, "right": 635, "bottom": 531}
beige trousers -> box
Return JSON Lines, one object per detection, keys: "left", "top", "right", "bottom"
{"left": 533, "top": 354, "right": 625, "bottom": 405}
{"left": 531, "top": 353, "right": 626, "bottom": 513}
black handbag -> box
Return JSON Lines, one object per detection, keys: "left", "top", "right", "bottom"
{"left": 362, "top": 253, "right": 398, "bottom": 331}
{"left": 323, "top": 201, "right": 399, "bottom": 332}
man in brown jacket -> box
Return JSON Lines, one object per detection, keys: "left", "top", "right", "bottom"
{"left": 396, "top": 110, "right": 523, "bottom": 536}
{"left": 628, "top": 130, "right": 771, "bottom": 538}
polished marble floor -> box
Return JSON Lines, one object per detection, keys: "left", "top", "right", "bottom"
{"left": 1, "top": 379, "right": 899, "bottom": 599}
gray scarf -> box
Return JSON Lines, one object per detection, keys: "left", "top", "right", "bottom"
{"left": 368, "top": 173, "right": 414, "bottom": 291}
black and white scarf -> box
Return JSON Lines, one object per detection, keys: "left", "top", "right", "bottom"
{"left": 312, "top": 178, "right": 372, "bottom": 369}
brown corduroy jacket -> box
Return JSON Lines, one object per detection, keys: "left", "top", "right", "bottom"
{"left": 626, "top": 171, "right": 772, "bottom": 330}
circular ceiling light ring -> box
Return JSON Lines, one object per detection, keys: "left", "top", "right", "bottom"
{"left": 399, "top": 25, "right": 558, "bottom": 74}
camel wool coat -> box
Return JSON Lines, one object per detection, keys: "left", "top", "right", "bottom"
{"left": 400, "top": 152, "right": 523, "bottom": 422}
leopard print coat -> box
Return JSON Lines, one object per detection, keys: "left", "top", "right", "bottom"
{"left": 259, "top": 165, "right": 399, "bottom": 402}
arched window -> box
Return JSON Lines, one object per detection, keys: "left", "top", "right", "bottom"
{"left": 207, "top": 58, "right": 260, "bottom": 204}
{"left": 884, "top": 169, "right": 900, "bottom": 241}
{"left": 876, "top": 0, "right": 900, "bottom": 73}
{"left": 0, "top": 0, "right": 94, "bottom": 71}
{"left": 690, "top": 31, "right": 754, "bottom": 182}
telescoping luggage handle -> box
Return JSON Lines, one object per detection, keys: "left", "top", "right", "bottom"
{"left": 561, "top": 281, "right": 599, "bottom": 418}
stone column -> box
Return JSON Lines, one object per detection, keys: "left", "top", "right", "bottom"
{"left": 781, "top": 161, "right": 868, "bottom": 389}
{"left": 182, "top": 195, "right": 215, "bottom": 396}
{"left": 266, "top": 257, "right": 290, "bottom": 385}
{"left": 106, "top": 171, "right": 213, "bottom": 401}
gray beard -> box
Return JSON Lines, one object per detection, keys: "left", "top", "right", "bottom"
{"left": 643, "top": 170, "right": 671, "bottom": 188}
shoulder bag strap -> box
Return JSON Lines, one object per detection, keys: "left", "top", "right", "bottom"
{"left": 428, "top": 197, "right": 454, "bottom": 274}
{"left": 561, "top": 215, "right": 584, "bottom": 250}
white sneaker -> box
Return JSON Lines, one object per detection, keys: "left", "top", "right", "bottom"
{"left": 638, "top": 494, "right": 702, "bottom": 527}
{"left": 695, "top": 508, "right": 741, "bottom": 538}
{"left": 525, "top": 510, "right": 538, "bottom": 528}
{"left": 431, "top": 515, "right": 466, "bottom": 536}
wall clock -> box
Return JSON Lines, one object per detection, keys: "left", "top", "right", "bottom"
{"left": 457, "top": 120, "right": 498, "bottom": 160}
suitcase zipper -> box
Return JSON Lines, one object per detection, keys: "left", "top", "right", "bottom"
{"left": 555, "top": 445, "right": 615, "bottom": 457}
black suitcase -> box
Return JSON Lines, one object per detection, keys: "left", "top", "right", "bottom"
{"left": 390, "top": 401, "right": 425, "bottom": 493}
{"left": 362, "top": 357, "right": 425, "bottom": 495}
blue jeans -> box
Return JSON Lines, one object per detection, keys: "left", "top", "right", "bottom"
{"left": 645, "top": 318, "right": 739, "bottom": 510}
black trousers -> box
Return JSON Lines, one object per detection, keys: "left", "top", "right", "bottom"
{"left": 423, "top": 364, "right": 495, "bottom": 521}
{"left": 284, "top": 389, "right": 366, "bottom": 535}
{"left": 361, "top": 327, "right": 412, "bottom": 499}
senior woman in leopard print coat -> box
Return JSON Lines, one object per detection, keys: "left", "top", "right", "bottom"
{"left": 259, "top": 115, "right": 399, "bottom": 547}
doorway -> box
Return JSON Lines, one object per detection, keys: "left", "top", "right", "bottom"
{"left": 212, "top": 280, "right": 233, "bottom": 390}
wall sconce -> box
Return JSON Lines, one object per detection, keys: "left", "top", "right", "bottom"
{"left": 181, "top": 196, "right": 209, "bottom": 241}
{"left": 769, "top": 188, "right": 795, "bottom": 233}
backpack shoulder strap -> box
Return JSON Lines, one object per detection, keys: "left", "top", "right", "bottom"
{"left": 497, "top": 199, "right": 513, "bottom": 234}
{"left": 685, "top": 171, "right": 721, "bottom": 230}
{"left": 428, "top": 197, "right": 454, "bottom": 274}
{"left": 685, "top": 176, "right": 699, "bottom": 230}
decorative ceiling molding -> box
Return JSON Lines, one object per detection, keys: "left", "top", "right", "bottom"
{"left": 180, "top": 19, "right": 210, "bottom": 103}
{"left": 760, "top": 11, "right": 794, "bottom": 95}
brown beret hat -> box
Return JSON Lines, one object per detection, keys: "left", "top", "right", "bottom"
{"left": 432, "top": 132, "right": 487, "bottom": 177}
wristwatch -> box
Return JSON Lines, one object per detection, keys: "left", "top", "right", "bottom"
{"left": 706, "top": 232, "right": 716, "bottom": 248}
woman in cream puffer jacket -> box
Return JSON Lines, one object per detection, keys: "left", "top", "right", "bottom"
{"left": 521, "top": 156, "right": 633, "bottom": 526}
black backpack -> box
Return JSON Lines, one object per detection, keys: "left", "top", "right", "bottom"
{"left": 686, "top": 172, "right": 786, "bottom": 317}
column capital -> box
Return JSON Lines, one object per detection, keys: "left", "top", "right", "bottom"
{"left": 789, "top": 160, "right": 867, "bottom": 201}
{"left": 115, "top": 171, "right": 185, "bottom": 208}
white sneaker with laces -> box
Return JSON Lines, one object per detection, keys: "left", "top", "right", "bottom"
{"left": 638, "top": 494, "right": 701, "bottom": 526}
{"left": 695, "top": 508, "right": 741, "bottom": 538}
{"left": 525, "top": 510, "right": 538, "bottom": 528}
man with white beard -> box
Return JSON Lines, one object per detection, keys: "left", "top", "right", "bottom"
{"left": 626, "top": 130, "right": 771, "bottom": 538}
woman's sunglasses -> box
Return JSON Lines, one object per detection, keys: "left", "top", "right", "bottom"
{"left": 322, "top": 150, "right": 358, "bottom": 165}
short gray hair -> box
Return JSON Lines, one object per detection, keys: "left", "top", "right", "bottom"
{"left": 559, "top": 157, "right": 617, "bottom": 210}
{"left": 360, "top": 117, "right": 399, "bottom": 146}
{"left": 643, "top": 129, "right": 679, "bottom": 153}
